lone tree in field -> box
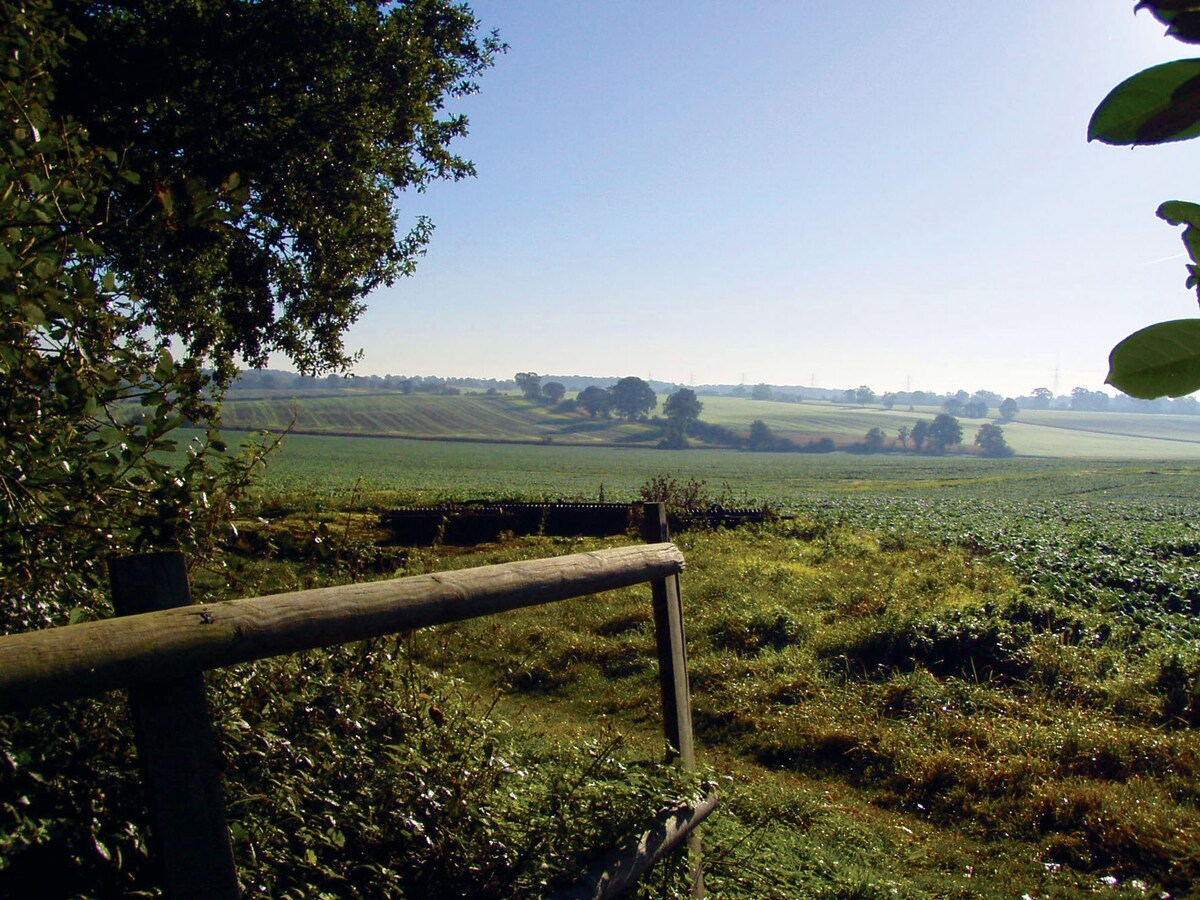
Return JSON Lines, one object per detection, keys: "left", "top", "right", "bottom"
{"left": 862, "top": 427, "right": 886, "bottom": 453}
{"left": 661, "top": 388, "right": 703, "bottom": 448}
{"left": 515, "top": 372, "right": 543, "bottom": 400}
{"left": 2, "top": 0, "right": 501, "bottom": 630}
{"left": 663, "top": 388, "right": 703, "bottom": 425}
{"left": 610, "top": 377, "right": 657, "bottom": 420}
{"left": 975, "top": 424, "right": 1015, "bottom": 458}
{"left": 999, "top": 398, "right": 1019, "bottom": 422}
{"left": 747, "top": 419, "right": 779, "bottom": 451}
{"left": 927, "top": 414, "right": 964, "bottom": 454}
{"left": 576, "top": 385, "right": 612, "bottom": 418}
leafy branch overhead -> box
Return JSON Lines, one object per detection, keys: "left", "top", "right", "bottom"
{"left": 1, "top": 0, "right": 500, "bottom": 630}
{"left": 1090, "top": 1, "right": 1200, "bottom": 397}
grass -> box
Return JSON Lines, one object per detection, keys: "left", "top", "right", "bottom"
{"left": 33, "top": 430, "right": 1199, "bottom": 896}
{"left": 230, "top": 429, "right": 1200, "bottom": 509}
{"left": 191, "top": 432, "right": 1200, "bottom": 896}
{"left": 212, "top": 390, "right": 1200, "bottom": 458}
{"left": 404, "top": 519, "right": 1200, "bottom": 897}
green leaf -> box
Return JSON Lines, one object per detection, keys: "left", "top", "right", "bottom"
{"left": 155, "top": 347, "right": 174, "bottom": 382}
{"left": 1158, "top": 199, "right": 1200, "bottom": 226}
{"left": 1157, "top": 201, "right": 1200, "bottom": 284}
{"left": 1089, "top": 59, "right": 1200, "bottom": 145}
{"left": 1136, "top": 2, "right": 1200, "bottom": 44}
{"left": 1107, "top": 319, "right": 1200, "bottom": 397}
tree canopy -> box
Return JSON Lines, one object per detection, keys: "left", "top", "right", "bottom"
{"left": 52, "top": 0, "right": 503, "bottom": 382}
{"left": 2, "top": 0, "right": 500, "bottom": 630}
{"left": 663, "top": 388, "right": 703, "bottom": 424}
{"left": 975, "top": 424, "right": 1015, "bottom": 458}
{"left": 660, "top": 388, "right": 703, "bottom": 449}
{"left": 928, "top": 414, "right": 963, "bottom": 454}
{"left": 575, "top": 385, "right": 612, "bottom": 418}
{"left": 1092, "top": 2, "right": 1200, "bottom": 397}
{"left": 609, "top": 377, "right": 656, "bottom": 420}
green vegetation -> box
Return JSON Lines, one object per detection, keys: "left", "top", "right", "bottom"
{"left": 9, "top": 423, "right": 1200, "bottom": 896}
{"left": 1, "top": 0, "right": 500, "bottom": 629}
{"left": 213, "top": 390, "right": 1200, "bottom": 458}
{"left": 218, "top": 440, "right": 1200, "bottom": 895}
{"left": 412, "top": 512, "right": 1200, "bottom": 896}
{"left": 1091, "top": 1, "right": 1200, "bottom": 397}
{"left": 8, "top": 1, "right": 1200, "bottom": 895}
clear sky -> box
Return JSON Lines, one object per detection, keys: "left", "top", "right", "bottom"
{"left": 342, "top": 1, "right": 1196, "bottom": 397}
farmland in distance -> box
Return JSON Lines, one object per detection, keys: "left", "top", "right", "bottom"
{"left": 216, "top": 390, "right": 1200, "bottom": 459}
{"left": 217, "top": 428, "right": 1200, "bottom": 897}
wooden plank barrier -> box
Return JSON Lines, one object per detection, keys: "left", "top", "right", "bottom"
{"left": 0, "top": 543, "right": 684, "bottom": 711}
{"left": 0, "top": 519, "right": 707, "bottom": 897}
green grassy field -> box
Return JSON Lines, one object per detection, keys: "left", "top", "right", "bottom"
{"left": 28, "top": 430, "right": 1177, "bottom": 896}
{"left": 242, "top": 430, "right": 1200, "bottom": 508}
{"left": 216, "top": 390, "right": 1200, "bottom": 459}
{"left": 218, "top": 391, "right": 658, "bottom": 444}
{"left": 215, "top": 431, "right": 1200, "bottom": 897}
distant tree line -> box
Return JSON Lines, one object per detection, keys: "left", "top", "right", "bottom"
{"left": 733, "top": 414, "right": 1013, "bottom": 458}
{"left": 229, "top": 369, "right": 509, "bottom": 395}
{"left": 230, "top": 370, "right": 1200, "bottom": 415}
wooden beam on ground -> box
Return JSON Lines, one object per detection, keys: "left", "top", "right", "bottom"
{"left": 549, "top": 793, "right": 719, "bottom": 900}
{"left": 0, "top": 543, "right": 684, "bottom": 711}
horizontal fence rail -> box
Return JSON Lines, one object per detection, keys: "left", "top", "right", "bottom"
{"left": 0, "top": 543, "right": 684, "bottom": 712}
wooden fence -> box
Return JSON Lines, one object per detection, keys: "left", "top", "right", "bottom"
{"left": 0, "top": 503, "right": 708, "bottom": 899}
{"left": 380, "top": 501, "right": 774, "bottom": 545}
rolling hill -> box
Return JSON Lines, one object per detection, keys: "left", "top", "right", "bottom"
{"left": 214, "top": 390, "right": 1200, "bottom": 459}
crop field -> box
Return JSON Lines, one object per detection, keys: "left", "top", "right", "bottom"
{"left": 697, "top": 397, "right": 1200, "bottom": 459}
{"left": 164, "top": 429, "right": 1200, "bottom": 896}
{"left": 214, "top": 391, "right": 1200, "bottom": 458}
{"left": 217, "top": 392, "right": 658, "bottom": 445}
{"left": 240, "top": 430, "right": 1199, "bottom": 505}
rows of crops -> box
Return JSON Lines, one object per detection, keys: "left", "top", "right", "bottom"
{"left": 214, "top": 389, "right": 1200, "bottom": 457}
{"left": 159, "top": 430, "right": 1200, "bottom": 894}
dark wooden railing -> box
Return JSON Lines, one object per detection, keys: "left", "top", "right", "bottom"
{"left": 0, "top": 503, "right": 708, "bottom": 898}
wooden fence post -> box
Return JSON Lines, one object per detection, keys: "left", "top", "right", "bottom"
{"left": 108, "top": 552, "right": 239, "bottom": 899}
{"left": 640, "top": 503, "right": 704, "bottom": 897}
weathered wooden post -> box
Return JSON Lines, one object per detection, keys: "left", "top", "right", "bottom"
{"left": 640, "top": 503, "right": 704, "bottom": 897}
{"left": 108, "top": 552, "right": 239, "bottom": 899}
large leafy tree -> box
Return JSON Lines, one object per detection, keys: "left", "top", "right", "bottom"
{"left": 576, "top": 385, "right": 612, "bottom": 418}
{"left": 609, "top": 376, "right": 656, "bottom": 420}
{"left": 1, "top": 0, "right": 500, "bottom": 630}
{"left": 660, "top": 387, "right": 702, "bottom": 448}
{"left": 975, "top": 423, "right": 1015, "bottom": 458}
{"left": 927, "top": 414, "right": 963, "bottom": 454}
{"left": 55, "top": 0, "right": 502, "bottom": 382}
{"left": 1092, "top": 1, "right": 1200, "bottom": 397}
{"left": 663, "top": 387, "right": 703, "bottom": 425}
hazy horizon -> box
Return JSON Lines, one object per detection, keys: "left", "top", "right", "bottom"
{"left": 299, "top": 3, "right": 1195, "bottom": 399}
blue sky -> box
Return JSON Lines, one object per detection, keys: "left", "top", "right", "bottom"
{"left": 343, "top": 1, "right": 1194, "bottom": 397}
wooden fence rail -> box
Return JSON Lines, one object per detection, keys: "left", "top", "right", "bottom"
{"left": 0, "top": 543, "right": 683, "bottom": 711}
{"left": 0, "top": 503, "right": 706, "bottom": 899}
